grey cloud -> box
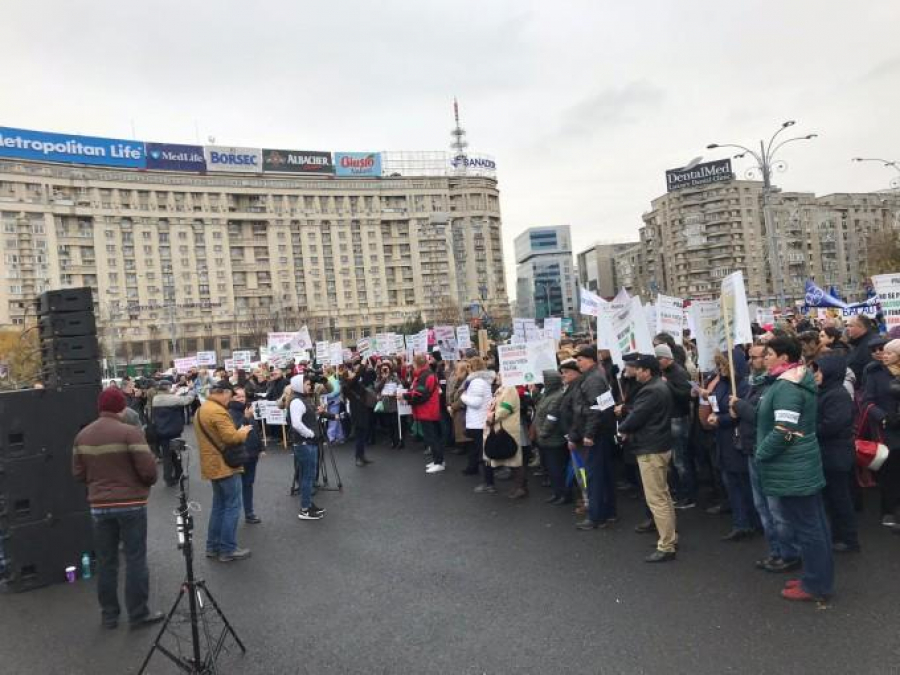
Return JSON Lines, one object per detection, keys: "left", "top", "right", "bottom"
{"left": 558, "top": 82, "right": 666, "bottom": 138}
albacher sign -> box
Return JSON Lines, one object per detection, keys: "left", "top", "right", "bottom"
{"left": 263, "top": 148, "right": 333, "bottom": 174}
{"left": 665, "top": 159, "right": 733, "bottom": 192}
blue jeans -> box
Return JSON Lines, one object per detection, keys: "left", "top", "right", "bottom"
{"left": 293, "top": 443, "right": 318, "bottom": 509}
{"left": 670, "top": 417, "right": 695, "bottom": 501}
{"left": 749, "top": 460, "right": 799, "bottom": 560}
{"left": 777, "top": 493, "right": 835, "bottom": 597}
{"left": 91, "top": 506, "right": 149, "bottom": 624}
{"left": 241, "top": 458, "right": 258, "bottom": 518}
{"left": 721, "top": 470, "right": 759, "bottom": 530}
{"left": 587, "top": 439, "right": 617, "bottom": 522}
{"left": 207, "top": 474, "right": 243, "bottom": 555}
{"left": 327, "top": 399, "right": 344, "bottom": 443}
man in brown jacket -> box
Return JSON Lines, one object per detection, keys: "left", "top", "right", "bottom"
{"left": 73, "top": 387, "right": 161, "bottom": 630}
{"left": 195, "top": 381, "right": 252, "bottom": 562}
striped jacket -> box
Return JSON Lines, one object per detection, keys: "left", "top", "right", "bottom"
{"left": 72, "top": 412, "right": 158, "bottom": 508}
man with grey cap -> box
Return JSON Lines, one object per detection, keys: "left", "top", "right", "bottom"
{"left": 616, "top": 353, "right": 678, "bottom": 562}
{"left": 533, "top": 368, "right": 569, "bottom": 504}
{"left": 655, "top": 343, "right": 696, "bottom": 509}
{"left": 148, "top": 380, "right": 196, "bottom": 487}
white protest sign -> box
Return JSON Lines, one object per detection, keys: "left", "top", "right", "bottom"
{"left": 656, "top": 294, "right": 684, "bottom": 341}
{"left": 224, "top": 358, "right": 234, "bottom": 372}
{"left": 316, "top": 341, "right": 329, "bottom": 364}
{"left": 873, "top": 273, "right": 900, "bottom": 331}
{"left": 579, "top": 287, "right": 605, "bottom": 317}
{"left": 691, "top": 300, "right": 721, "bottom": 372}
{"left": 265, "top": 408, "right": 287, "bottom": 425}
{"left": 644, "top": 303, "right": 658, "bottom": 336}
{"left": 196, "top": 351, "right": 217, "bottom": 367}
{"left": 396, "top": 387, "right": 412, "bottom": 416}
{"left": 544, "top": 316, "right": 562, "bottom": 341}
{"left": 434, "top": 326, "right": 456, "bottom": 355}
{"left": 456, "top": 325, "right": 472, "bottom": 350}
{"left": 498, "top": 344, "right": 534, "bottom": 386}
{"left": 329, "top": 342, "right": 343, "bottom": 366}
{"left": 721, "top": 271, "right": 754, "bottom": 347}
{"left": 174, "top": 356, "right": 197, "bottom": 373}
{"left": 756, "top": 307, "right": 776, "bottom": 327}
{"left": 232, "top": 351, "right": 254, "bottom": 369}
{"left": 526, "top": 340, "right": 557, "bottom": 381}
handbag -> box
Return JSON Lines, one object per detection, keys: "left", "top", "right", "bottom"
{"left": 484, "top": 419, "right": 518, "bottom": 461}
{"left": 854, "top": 404, "right": 890, "bottom": 471}
{"left": 197, "top": 413, "right": 249, "bottom": 469}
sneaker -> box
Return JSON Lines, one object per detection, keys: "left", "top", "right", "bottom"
{"left": 784, "top": 579, "right": 802, "bottom": 589}
{"left": 309, "top": 503, "right": 327, "bottom": 516}
{"left": 205, "top": 550, "right": 219, "bottom": 559}
{"left": 218, "top": 548, "right": 251, "bottom": 562}
{"left": 426, "top": 463, "right": 446, "bottom": 474}
{"left": 575, "top": 519, "right": 599, "bottom": 530}
{"left": 474, "top": 484, "right": 497, "bottom": 494}
{"left": 674, "top": 499, "right": 696, "bottom": 510}
{"left": 781, "top": 586, "right": 824, "bottom": 602}
{"left": 766, "top": 558, "right": 802, "bottom": 573}
{"left": 355, "top": 459, "right": 366, "bottom": 467}
{"left": 245, "top": 515, "right": 262, "bottom": 524}
{"left": 881, "top": 514, "right": 897, "bottom": 527}
{"left": 129, "top": 610, "right": 165, "bottom": 630}
{"left": 298, "top": 508, "right": 324, "bottom": 520}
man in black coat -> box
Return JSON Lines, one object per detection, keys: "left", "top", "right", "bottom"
{"left": 616, "top": 354, "right": 677, "bottom": 562}
{"left": 814, "top": 353, "right": 859, "bottom": 552}
{"left": 656, "top": 343, "right": 695, "bottom": 508}
{"left": 845, "top": 315, "right": 880, "bottom": 386}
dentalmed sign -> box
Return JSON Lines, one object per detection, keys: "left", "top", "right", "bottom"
{"left": 203, "top": 145, "right": 262, "bottom": 173}
{"left": 334, "top": 152, "right": 382, "bottom": 177}
{"left": 0, "top": 126, "right": 145, "bottom": 167}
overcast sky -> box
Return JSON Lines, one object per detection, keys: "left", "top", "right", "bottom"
{"left": 4, "top": 1, "right": 899, "bottom": 297}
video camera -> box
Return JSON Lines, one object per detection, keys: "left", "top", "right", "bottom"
{"left": 305, "top": 367, "right": 329, "bottom": 386}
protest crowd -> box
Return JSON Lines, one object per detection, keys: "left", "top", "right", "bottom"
{"left": 72, "top": 272, "right": 900, "bottom": 628}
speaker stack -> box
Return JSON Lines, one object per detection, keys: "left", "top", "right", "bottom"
{"left": 0, "top": 287, "right": 101, "bottom": 592}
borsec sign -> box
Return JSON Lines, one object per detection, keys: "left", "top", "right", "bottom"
{"left": 665, "top": 159, "right": 733, "bottom": 192}
{"left": 203, "top": 145, "right": 262, "bottom": 173}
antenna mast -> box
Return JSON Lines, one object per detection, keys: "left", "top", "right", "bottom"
{"left": 450, "top": 97, "right": 468, "bottom": 175}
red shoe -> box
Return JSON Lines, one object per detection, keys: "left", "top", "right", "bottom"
{"left": 781, "top": 585, "right": 822, "bottom": 602}
{"left": 784, "top": 579, "right": 801, "bottom": 589}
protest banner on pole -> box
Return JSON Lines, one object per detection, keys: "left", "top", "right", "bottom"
{"left": 196, "top": 351, "right": 217, "bottom": 367}
{"left": 456, "top": 325, "right": 472, "bottom": 350}
{"left": 543, "top": 317, "right": 562, "bottom": 341}
{"left": 691, "top": 300, "right": 721, "bottom": 373}
{"left": 498, "top": 344, "right": 535, "bottom": 386}
{"left": 329, "top": 342, "right": 343, "bottom": 366}
{"left": 872, "top": 273, "right": 900, "bottom": 331}
{"left": 579, "top": 287, "right": 604, "bottom": 317}
{"left": 434, "top": 326, "right": 457, "bottom": 357}
{"left": 174, "top": 356, "right": 197, "bottom": 373}
{"left": 644, "top": 303, "right": 658, "bottom": 337}
{"left": 720, "top": 271, "right": 754, "bottom": 347}
{"left": 656, "top": 294, "right": 684, "bottom": 341}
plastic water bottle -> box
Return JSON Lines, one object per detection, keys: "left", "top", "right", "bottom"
{"left": 81, "top": 553, "right": 92, "bottom": 580}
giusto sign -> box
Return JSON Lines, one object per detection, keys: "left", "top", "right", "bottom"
{"left": 263, "top": 148, "right": 333, "bottom": 174}
{"left": 334, "top": 151, "right": 382, "bottom": 177}
{"left": 0, "top": 125, "right": 145, "bottom": 168}
{"left": 145, "top": 142, "right": 206, "bottom": 172}
{"left": 665, "top": 159, "right": 733, "bottom": 192}
{"left": 203, "top": 145, "right": 262, "bottom": 173}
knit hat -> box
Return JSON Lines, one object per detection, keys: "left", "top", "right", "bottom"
{"left": 574, "top": 345, "right": 598, "bottom": 361}
{"left": 290, "top": 374, "right": 305, "bottom": 393}
{"left": 654, "top": 344, "right": 673, "bottom": 360}
{"left": 888, "top": 326, "right": 900, "bottom": 341}
{"left": 98, "top": 387, "right": 127, "bottom": 414}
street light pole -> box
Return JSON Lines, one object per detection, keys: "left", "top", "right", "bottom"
{"left": 707, "top": 120, "right": 817, "bottom": 309}
{"left": 851, "top": 157, "right": 900, "bottom": 190}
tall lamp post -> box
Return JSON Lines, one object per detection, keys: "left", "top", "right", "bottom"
{"left": 707, "top": 120, "right": 817, "bottom": 309}
{"left": 535, "top": 281, "right": 557, "bottom": 320}
{"left": 851, "top": 157, "right": 900, "bottom": 190}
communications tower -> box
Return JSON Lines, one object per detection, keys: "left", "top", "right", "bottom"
{"left": 450, "top": 97, "right": 468, "bottom": 175}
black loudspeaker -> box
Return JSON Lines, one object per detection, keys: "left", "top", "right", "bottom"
{"left": 39, "top": 311, "right": 97, "bottom": 339}
{"left": 43, "top": 360, "right": 103, "bottom": 388}
{"left": 0, "top": 451, "right": 90, "bottom": 528}
{"left": 1, "top": 512, "right": 94, "bottom": 592}
{"left": 41, "top": 335, "right": 99, "bottom": 362}
{"left": 37, "top": 288, "right": 93, "bottom": 315}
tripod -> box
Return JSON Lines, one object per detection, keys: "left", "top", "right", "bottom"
{"left": 290, "top": 418, "right": 343, "bottom": 495}
{"left": 138, "top": 475, "right": 246, "bottom": 674}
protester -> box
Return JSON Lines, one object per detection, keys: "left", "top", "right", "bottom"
{"left": 616, "top": 354, "right": 678, "bottom": 562}
{"left": 845, "top": 314, "right": 879, "bottom": 385}
{"left": 656, "top": 343, "right": 695, "bottom": 509}
{"left": 343, "top": 361, "right": 375, "bottom": 467}
{"left": 462, "top": 356, "right": 496, "bottom": 490}
{"left": 72, "top": 388, "right": 162, "bottom": 630}
{"left": 447, "top": 360, "right": 472, "bottom": 460}
{"left": 755, "top": 336, "right": 833, "bottom": 601}
{"left": 195, "top": 382, "right": 253, "bottom": 562}
{"left": 533, "top": 369, "right": 569, "bottom": 505}
{"left": 875, "top": 339, "right": 900, "bottom": 528}
{"left": 288, "top": 375, "right": 326, "bottom": 520}
{"left": 485, "top": 373, "right": 526, "bottom": 498}
{"left": 374, "top": 363, "right": 402, "bottom": 449}
{"left": 812, "top": 353, "right": 859, "bottom": 552}
{"left": 402, "top": 354, "right": 445, "bottom": 473}
{"left": 148, "top": 380, "right": 196, "bottom": 487}
{"left": 229, "top": 387, "right": 263, "bottom": 525}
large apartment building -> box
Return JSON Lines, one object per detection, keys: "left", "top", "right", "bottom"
{"left": 576, "top": 241, "right": 640, "bottom": 299}
{"left": 638, "top": 177, "right": 900, "bottom": 303}
{"left": 513, "top": 225, "right": 577, "bottom": 320}
{"left": 0, "top": 158, "right": 509, "bottom": 365}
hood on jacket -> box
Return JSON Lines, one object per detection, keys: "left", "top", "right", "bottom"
{"left": 542, "top": 370, "right": 562, "bottom": 393}
{"left": 777, "top": 364, "right": 818, "bottom": 394}
{"left": 467, "top": 370, "right": 495, "bottom": 384}
{"left": 816, "top": 353, "right": 847, "bottom": 390}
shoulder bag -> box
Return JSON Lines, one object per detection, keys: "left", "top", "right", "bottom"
{"left": 854, "top": 404, "right": 890, "bottom": 472}
{"left": 484, "top": 418, "right": 518, "bottom": 461}
{"left": 197, "top": 411, "right": 249, "bottom": 469}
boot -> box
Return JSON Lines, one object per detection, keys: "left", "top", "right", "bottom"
{"left": 507, "top": 467, "right": 528, "bottom": 499}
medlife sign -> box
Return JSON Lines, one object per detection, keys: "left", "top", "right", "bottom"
{"left": 0, "top": 125, "right": 145, "bottom": 168}
{"left": 665, "top": 159, "right": 733, "bottom": 192}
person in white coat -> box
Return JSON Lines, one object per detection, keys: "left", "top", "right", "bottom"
{"left": 460, "top": 356, "right": 496, "bottom": 492}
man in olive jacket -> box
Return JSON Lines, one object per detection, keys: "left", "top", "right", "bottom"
{"left": 196, "top": 382, "right": 252, "bottom": 562}
{"left": 755, "top": 335, "right": 833, "bottom": 601}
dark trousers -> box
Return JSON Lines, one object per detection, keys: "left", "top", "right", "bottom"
{"left": 542, "top": 442, "right": 569, "bottom": 500}
{"left": 778, "top": 493, "right": 835, "bottom": 597}
{"left": 878, "top": 449, "right": 900, "bottom": 517}
{"left": 376, "top": 412, "right": 400, "bottom": 446}
{"left": 241, "top": 457, "right": 258, "bottom": 518}
{"left": 587, "top": 438, "right": 617, "bottom": 523}
{"left": 421, "top": 420, "right": 445, "bottom": 465}
{"left": 92, "top": 506, "right": 150, "bottom": 625}
{"left": 354, "top": 427, "right": 368, "bottom": 460}
{"left": 159, "top": 437, "right": 183, "bottom": 486}
{"left": 721, "top": 470, "right": 759, "bottom": 530}
{"left": 823, "top": 469, "right": 859, "bottom": 548}
{"left": 465, "top": 427, "right": 484, "bottom": 471}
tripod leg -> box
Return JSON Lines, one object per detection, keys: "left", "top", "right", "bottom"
{"left": 329, "top": 444, "right": 343, "bottom": 489}
{"left": 197, "top": 580, "right": 247, "bottom": 653}
{"left": 137, "top": 585, "right": 188, "bottom": 675}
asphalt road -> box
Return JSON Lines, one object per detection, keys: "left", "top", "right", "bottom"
{"left": 2, "top": 429, "right": 900, "bottom": 675}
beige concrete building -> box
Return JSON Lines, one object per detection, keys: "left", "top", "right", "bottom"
{"left": 0, "top": 159, "right": 509, "bottom": 367}
{"left": 638, "top": 179, "right": 900, "bottom": 304}
{"left": 576, "top": 241, "right": 640, "bottom": 299}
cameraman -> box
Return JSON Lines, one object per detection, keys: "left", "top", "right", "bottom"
{"left": 342, "top": 360, "right": 375, "bottom": 467}
{"left": 288, "top": 375, "right": 326, "bottom": 520}
{"left": 149, "top": 381, "right": 196, "bottom": 487}
{"left": 228, "top": 387, "right": 263, "bottom": 525}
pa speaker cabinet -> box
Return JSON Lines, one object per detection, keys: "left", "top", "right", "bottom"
{"left": 0, "top": 450, "right": 90, "bottom": 529}
{"left": 1, "top": 512, "right": 94, "bottom": 592}
{"left": 37, "top": 287, "right": 93, "bottom": 315}
{"left": 43, "top": 360, "right": 102, "bottom": 388}
{"left": 39, "top": 311, "right": 96, "bottom": 339}
{"left": 0, "top": 385, "right": 100, "bottom": 461}
{"left": 41, "top": 335, "right": 99, "bottom": 362}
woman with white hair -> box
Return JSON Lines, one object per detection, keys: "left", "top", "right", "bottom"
{"left": 873, "top": 339, "right": 900, "bottom": 530}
